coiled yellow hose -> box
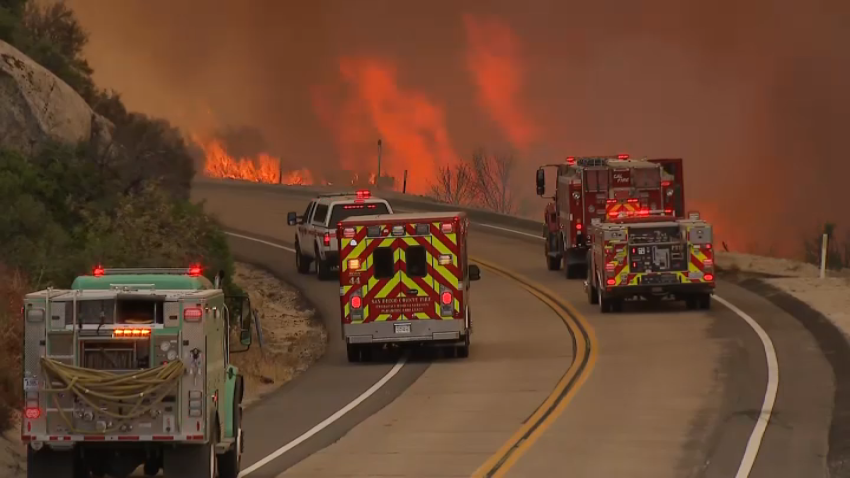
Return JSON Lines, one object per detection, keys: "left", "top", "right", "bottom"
{"left": 40, "top": 358, "right": 185, "bottom": 434}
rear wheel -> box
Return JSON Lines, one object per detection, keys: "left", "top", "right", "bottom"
{"left": 163, "top": 440, "right": 216, "bottom": 478}
{"left": 546, "top": 254, "right": 562, "bottom": 271}
{"left": 698, "top": 293, "right": 712, "bottom": 310}
{"left": 346, "top": 343, "right": 361, "bottom": 363}
{"left": 295, "top": 240, "right": 311, "bottom": 274}
{"left": 455, "top": 334, "right": 470, "bottom": 359}
{"left": 27, "top": 446, "right": 76, "bottom": 478}
{"left": 587, "top": 274, "right": 599, "bottom": 305}
{"left": 315, "top": 247, "right": 332, "bottom": 281}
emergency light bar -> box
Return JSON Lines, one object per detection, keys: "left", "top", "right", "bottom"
{"left": 355, "top": 190, "right": 371, "bottom": 199}
{"left": 92, "top": 266, "right": 203, "bottom": 277}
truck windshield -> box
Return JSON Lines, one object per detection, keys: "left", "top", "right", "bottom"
{"left": 330, "top": 202, "right": 390, "bottom": 226}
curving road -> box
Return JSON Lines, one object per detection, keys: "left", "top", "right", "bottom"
{"left": 191, "top": 182, "right": 834, "bottom": 478}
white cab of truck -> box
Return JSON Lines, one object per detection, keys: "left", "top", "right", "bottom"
{"left": 287, "top": 189, "right": 393, "bottom": 280}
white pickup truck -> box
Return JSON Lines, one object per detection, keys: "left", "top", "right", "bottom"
{"left": 287, "top": 190, "right": 394, "bottom": 280}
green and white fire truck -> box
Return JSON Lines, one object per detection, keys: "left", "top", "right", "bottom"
{"left": 21, "top": 266, "right": 254, "bottom": 478}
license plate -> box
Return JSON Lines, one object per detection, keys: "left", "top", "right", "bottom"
{"left": 652, "top": 287, "right": 663, "bottom": 293}
{"left": 24, "top": 377, "right": 38, "bottom": 391}
{"left": 394, "top": 323, "right": 411, "bottom": 334}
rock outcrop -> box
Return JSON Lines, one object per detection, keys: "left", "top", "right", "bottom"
{"left": 0, "top": 40, "right": 112, "bottom": 152}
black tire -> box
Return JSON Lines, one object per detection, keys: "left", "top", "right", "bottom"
{"left": 699, "top": 294, "right": 712, "bottom": 310}
{"left": 347, "top": 343, "right": 361, "bottom": 363}
{"left": 456, "top": 333, "right": 470, "bottom": 358}
{"left": 163, "top": 440, "right": 216, "bottom": 478}
{"left": 360, "top": 344, "right": 373, "bottom": 362}
{"left": 546, "top": 255, "right": 562, "bottom": 271}
{"left": 27, "top": 446, "right": 75, "bottom": 478}
{"left": 587, "top": 276, "right": 599, "bottom": 305}
{"left": 315, "top": 247, "right": 331, "bottom": 281}
{"left": 295, "top": 240, "right": 311, "bottom": 274}
{"left": 685, "top": 296, "right": 697, "bottom": 310}
{"left": 143, "top": 459, "right": 161, "bottom": 477}
{"left": 218, "top": 407, "right": 243, "bottom": 478}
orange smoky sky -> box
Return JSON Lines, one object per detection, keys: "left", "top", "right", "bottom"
{"left": 64, "top": 0, "right": 850, "bottom": 257}
{"left": 463, "top": 13, "right": 539, "bottom": 151}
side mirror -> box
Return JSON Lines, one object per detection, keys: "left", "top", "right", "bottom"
{"left": 535, "top": 169, "right": 546, "bottom": 196}
{"left": 287, "top": 212, "right": 300, "bottom": 226}
{"left": 240, "top": 328, "right": 252, "bottom": 347}
{"left": 469, "top": 264, "right": 481, "bottom": 281}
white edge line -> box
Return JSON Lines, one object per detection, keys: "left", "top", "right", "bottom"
{"left": 223, "top": 230, "right": 408, "bottom": 477}
{"left": 715, "top": 295, "right": 779, "bottom": 478}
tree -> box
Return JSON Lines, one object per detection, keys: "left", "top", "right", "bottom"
{"left": 430, "top": 161, "right": 475, "bottom": 205}
{"left": 469, "top": 147, "right": 518, "bottom": 214}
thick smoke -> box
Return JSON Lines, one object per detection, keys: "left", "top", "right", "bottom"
{"left": 65, "top": 0, "right": 850, "bottom": 257}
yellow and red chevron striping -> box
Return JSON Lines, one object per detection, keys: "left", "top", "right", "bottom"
{"left": 339, "top": 220, "right": 463, "bottom": 324}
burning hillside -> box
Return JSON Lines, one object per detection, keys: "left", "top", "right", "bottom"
{"left": 196, "top": 136, "right": 313, "bottom": 185}
{"left": 195, "top": 135, "right": 384, "bottom": 188}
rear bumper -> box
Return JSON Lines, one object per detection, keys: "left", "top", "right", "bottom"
{"left": 605, "top": 282, "right": 715, "bottom": 298}
{"left": 344, "top": 319, "right": 467, "bottom": 344}
{"left": 24, "top": 434, "right": 208, "bottom": 448}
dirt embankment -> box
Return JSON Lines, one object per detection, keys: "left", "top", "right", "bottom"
{"left": 229, "top": 262, "right": 327, "bottom": 406}
{"left": 0, "top": 262, "right": 327, "bottom": 478}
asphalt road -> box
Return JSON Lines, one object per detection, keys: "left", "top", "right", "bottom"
{"left": 192, "top": 184, "right": 834, "bottom": 478}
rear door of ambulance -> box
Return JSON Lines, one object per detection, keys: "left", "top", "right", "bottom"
{"left": 370, "top": 222, "right": 437, "bottom": 335}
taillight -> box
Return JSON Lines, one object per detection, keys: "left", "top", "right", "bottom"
{"left": 347, "top": 258, "right": 361, "bottom": 270}
{"left": 440, "top": 292, "right": 452, "bottom": 305}
{"left": 343, "top": 227, "right": 355, "bottom": 238}
{"left": 24, "top": 407, "right": 40, "bottom": 420}
{"left": 323, "top": 233, "right": 330, "bottom": 246}
{"left": 440, "top": 223, "right": 454, "bottom": 234}
{"left": 351, "top": 296, "right": 363, "bottom": 309}
{"left": 576, "top": 223, "right": 582, "bottom": 231}
{"left": 704, "top": 274, "right": 715, "bottom": 281}
{"left": 703, "top": 259, "right": 713, "bottom": 267}
{"left": 184, "top": 307, "right": 203, "bottom": 322}
{"left": 606, "top": 278, "right": 616, "bottom": 285}
{"left": 605, "top": 263, "right": 616, "bottom": 272}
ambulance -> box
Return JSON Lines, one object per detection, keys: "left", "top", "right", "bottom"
{"left": 336, "top": 212, "right": 481, "bottom": 362}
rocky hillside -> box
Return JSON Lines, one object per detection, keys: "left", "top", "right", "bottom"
{"left": 0, "top": 40, "right": 111, "bottom": 152}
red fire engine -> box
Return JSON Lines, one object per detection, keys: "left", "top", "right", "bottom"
{"left": 535, "top": 155, "right": 686, "bottom": 279}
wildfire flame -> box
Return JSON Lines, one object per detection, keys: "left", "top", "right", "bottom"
{"left": 196, "top": 136, "right": 313, "bottom": 185}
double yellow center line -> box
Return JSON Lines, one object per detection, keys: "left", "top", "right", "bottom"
{"left": 470, "top": 257, "right": 599, "bottom": 477}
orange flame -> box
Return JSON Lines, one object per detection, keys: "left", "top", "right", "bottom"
{"left": 312, "top": 57, "right": 460, "bottom": 194}
{"left": 196, "top": 136, "right": 313, "bottom": 185}
{"left": 463, "top": 14, "right": 539, "bottom": 149}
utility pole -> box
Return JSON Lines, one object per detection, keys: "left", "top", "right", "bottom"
{"left": 377, "top": 139, "right": 382, "bottom": 188}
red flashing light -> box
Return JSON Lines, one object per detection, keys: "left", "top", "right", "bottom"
{"left": 440, "top": 291, "right": 453, "bottom": 305}
{"left": 705, "top": 243, "right": 712, "bottom": 250}
{"left": 355, "top": 190, "right": 371, "bottom": 199}
{"left": 664, "top": 209, "right": 673, "bottom": 215}
{"left": 183, "top": 307, "right": 203, "bottom": 322}
{"left": 323, "top": 233, "right": 331, "bottom": 246}
{"left": 566, "top": 156, "right": 576, "bottom": 164}
{"left": 617, "top": 154, "right": 629, "bottom": 160}
{"left": 24, "top": 407, "right": 41, "bottom": 420}
{"left": 626, "top": 198, "right": 639, "bottom": 203}
{"left": 606, "top": 278, "right": 616, "bottom": 285}
{"left": 661, "top": 181, "right": 671, "bottom": 187}
{"left": 350, "top": 296, "right": 363, "bottom": 309}
{"left": 576, "top": 223, "right": 582, "bottom": 231}
{"left": 93, "top": 265, "right": 105, "bottom": 277}
{"left": 704, "top": 274, "right": 715, "bottom": 281}
{"left": 187, "top": 265, "right": 202, "bottom": 276}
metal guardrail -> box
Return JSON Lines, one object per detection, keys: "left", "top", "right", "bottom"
{"left": 192, "top": 177, "right": 544, "bottom": 234}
